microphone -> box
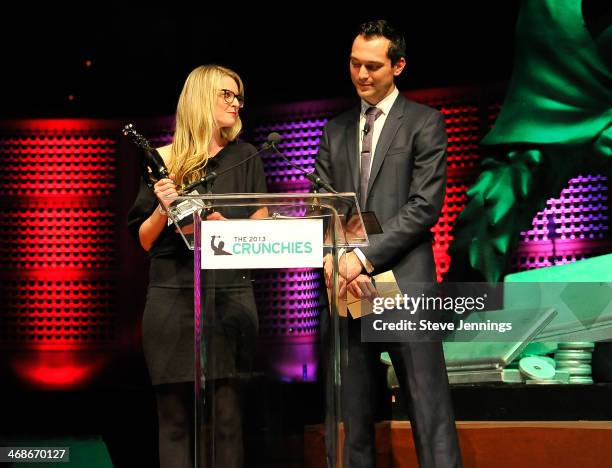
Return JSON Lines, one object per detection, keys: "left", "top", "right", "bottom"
{"left": 363, "top": 122, "right": 371, "bottom": 135}
{"left": 266, "top": 132, "right": 338, "bottom": 194}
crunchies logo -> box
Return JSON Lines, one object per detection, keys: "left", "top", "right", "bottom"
{"left": 212, "top": 234, "right": 314, "bottom": 256}
{"left": 201, "top": 219, "right": 322, "bottom": 270}
{"left": 210, "top": 235, "right": 232, "bottom": 256}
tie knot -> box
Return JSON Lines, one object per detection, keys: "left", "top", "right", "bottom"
{"left": 365, "top": 106, "right": 383, "bottom": 120}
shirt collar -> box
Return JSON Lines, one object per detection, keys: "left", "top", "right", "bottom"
{"left": 360, "top": 87, "right": 399, "bottom": 117}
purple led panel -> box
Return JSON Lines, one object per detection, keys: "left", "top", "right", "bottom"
{"left": 253, "top": 117, "right": 329, "bottom": 193}
{"left": 513, "top": 174, "right": 610, "bottom": 271}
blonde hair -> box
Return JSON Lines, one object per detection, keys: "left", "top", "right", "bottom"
{"left": 169, "top": 65, "right": 244, "bottom": 187}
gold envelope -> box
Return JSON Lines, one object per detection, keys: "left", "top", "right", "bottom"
{"left": 329, "top": 270, "right": 401, "bottom": 319}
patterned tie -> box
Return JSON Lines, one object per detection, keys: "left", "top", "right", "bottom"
{"left": 360, "top": 106, "right": 383, "bottom": 207}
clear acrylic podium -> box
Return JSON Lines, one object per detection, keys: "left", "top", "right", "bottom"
{"left": 167, "top": 192, "right": 368, "bottom": 468}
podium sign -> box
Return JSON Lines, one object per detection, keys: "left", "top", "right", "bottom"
{"left": 200, "top": 218, "right": 323, "bottom": 269}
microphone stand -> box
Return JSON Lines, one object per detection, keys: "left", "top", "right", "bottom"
{"left": 267, "top": 139, "right": 340, "bottom": 240}
{"left": 180, "top": 141, "right": 273, "bottom": 194}
{"left": 267, "top": 142, "right": 338, "bottom": 194}
{"left": 547, "top": 214, "right": 558, "bottom": 266}
{"left": 169, "top": 141, "right": 273, "bottom": 224}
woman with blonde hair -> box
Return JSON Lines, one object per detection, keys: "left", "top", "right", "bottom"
{"left": 128, "top": 64, "right": 267, "bottom": 467}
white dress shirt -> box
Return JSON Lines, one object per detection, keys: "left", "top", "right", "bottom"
{"left": 358, "top": 87, "right": 400, "bottom": 173}
{"left": 353, "top": 87, "right": 400, "bottom": 273}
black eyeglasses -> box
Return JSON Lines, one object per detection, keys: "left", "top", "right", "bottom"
{"left": 219, "top": 89, "right": 245, "bottom": 108}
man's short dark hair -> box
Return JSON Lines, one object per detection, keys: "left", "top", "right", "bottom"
{"left": 357, "top": 20, "right": 406, "bottom": 65}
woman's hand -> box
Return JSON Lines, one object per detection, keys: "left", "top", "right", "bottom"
{"left": 174, "top": 211, "right": 226, "bottom": 234}
{"left": 175, "top": 224, "right": 195, "bottom": 234}
{"left": 206, "top": 211, "right": 227, "bottom": 221}
{"left": 153, "top": 174, "right": 178, "bottom": 210}
{"left": 139, "top": 173, "right": 177, "bottom": 251}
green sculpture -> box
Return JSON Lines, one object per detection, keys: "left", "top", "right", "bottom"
{"left": 448, "top": 0, "right": 612, "bottom": 282}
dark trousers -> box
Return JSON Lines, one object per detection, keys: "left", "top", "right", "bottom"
{"left": 337, "top": 316, "right": 462, "bottom": 468}
{"left": 155, "top": 380, "right": 244, "bottom": 468}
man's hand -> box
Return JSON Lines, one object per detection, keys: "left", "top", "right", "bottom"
{"left": 339, "top": 251, "right": 363, "bottom": 284}
{"left": 347, "top": 274, "right": 378, "bottom": 302}
{"left": 324, "top": 251, "right": 364, "bottom": 296}
{"left": 323, "top": 253, "right": 333, "bottom": 289}
{"left": 324, "top": 254, "right": 348, "bottom": 299}
{"left": 338, "top": 252, "right": 364, "bottom": 299}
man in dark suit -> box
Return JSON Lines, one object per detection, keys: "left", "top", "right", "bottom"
{"left": 315, "top": 20, "right": 462, "bottom": 467}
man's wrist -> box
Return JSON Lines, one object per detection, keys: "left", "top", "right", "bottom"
{"left": 352, "top": 248, "right": 374, "bottom": 274}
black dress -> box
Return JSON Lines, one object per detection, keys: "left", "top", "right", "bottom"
{"left": 127, "top": 141, "right": 268, "bottom": 385}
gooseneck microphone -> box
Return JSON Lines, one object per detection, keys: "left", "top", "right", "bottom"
{"left": 266, "top": 132, "right": 338, "bottom": 194}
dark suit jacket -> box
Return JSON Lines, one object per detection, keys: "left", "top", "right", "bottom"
{"left": 315, "top": 94, "right": 447, "bottom": 289}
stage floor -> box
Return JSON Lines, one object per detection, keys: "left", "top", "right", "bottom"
{"left": 2, "top": 382, "right": 612, "bottom": 467}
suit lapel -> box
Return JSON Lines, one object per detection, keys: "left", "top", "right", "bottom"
{"left": 367, "top": 97, "right": 405, "bottom": 197}
{"left": 343, "top": 106, "right": 361, "bottom": 192}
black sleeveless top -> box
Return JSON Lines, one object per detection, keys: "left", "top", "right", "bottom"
{"left": 127, "top": 140, "right": 268, "bottom": 288}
